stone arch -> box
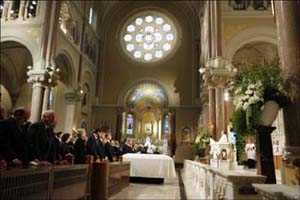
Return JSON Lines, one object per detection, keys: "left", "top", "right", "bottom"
{"left": 232, "top": 41, "right": 278, "bottom": 68}
{"left": 0, "top": 85, "right": 13, "bottom": 115}
{"left": 1, "top": 40, "right": 33, "bottom": 108}
{"left": 1, "top": 35, "right": 39, "bottom": 64}
{"left": 224, "top": 26, "right": 277, "bottom": 62}
{"left": 117, "top": 78, "right": 178, "bottom": 107}
{"left": 81, "top": 69, "right": 95, "bottom": 99}
{"left": 54, "top": 49, "right": 76, "bottom": 88}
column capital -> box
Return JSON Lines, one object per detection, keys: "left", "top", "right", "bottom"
{"left": 27, "top": 68, "right": 49, "bottom": 85}
{"left": 200, "top": 57, "right": 237, "bottom": 87}
{"left": 45, "top": 64, "right": 60, "bottom": 87}
{"left": 64, "top": 87, "right": 83, "bottom": 103}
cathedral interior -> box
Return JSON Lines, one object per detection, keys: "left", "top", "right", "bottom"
{"left": 0, "top": 0, "right": 299, "bottom": 199}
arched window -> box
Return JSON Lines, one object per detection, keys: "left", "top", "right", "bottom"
{"left": 88, "top": 7, "right": 93, "bottom": 25}
{"left": 10, "top": 0, "right": 21, "bottom": 19}
{"left": 163, "top": 114, "right": 170, "bottom": 135}
{"left": 26, "top": 0, "right": 38, "bottom": 18}
{"left": 121, "top": 10, "right": 178, "bottom": 63}
{"left": 126, "top": 113, "right": 134, "bottom": 135}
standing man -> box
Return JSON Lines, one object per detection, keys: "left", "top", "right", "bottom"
{"left": 0, "top": 108, "right": 30, "bottom": 166}
{"left": 28, "top": 110, "right": 57, "bottom": 165}
{"left": 87, "top": 127, "right": 107, "bottom": 162}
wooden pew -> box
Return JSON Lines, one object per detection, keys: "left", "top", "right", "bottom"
{"left": 90, "top": 161, "right": 130, "bottom": 200}
{"left": 0, "top": 165, "right": 89, "bottom": 200}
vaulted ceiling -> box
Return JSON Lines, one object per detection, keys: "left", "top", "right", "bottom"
{"left": 95, "top": 1, "right": 204, "bottom": 40}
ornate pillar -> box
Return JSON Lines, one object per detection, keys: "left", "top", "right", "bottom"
{"left": 201, "top": 58, "right": 237, "bottom": 140}
{"left": 208, "top": 86, "right": 216, "bottom": 139}
{"left": 42, "top": 67, "right": 59, "bottom": 113}
{"left": 42, "top": 86, "right": 51, "bottom": 112}
{"left": 215, "top": 84, "right": 226, "bottom": 136}
{"left": 275, "top": 1, "right": 300, "bottom": 185}
{"left": 27, "top": 69, "right": 49, "bottom": 122}
{"left": 121, "top": 112, "right": 127, "bottom": 138}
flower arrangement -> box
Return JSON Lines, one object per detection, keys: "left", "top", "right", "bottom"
{"left": 194, "top": 127, "right": 210, "bottom": 154}
{"left": 230, "top": 61, "right": 289, "bottom": 135}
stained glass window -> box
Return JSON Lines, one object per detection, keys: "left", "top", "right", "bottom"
{"left": 121, "top": 10, "right": 177, "bottom": 62}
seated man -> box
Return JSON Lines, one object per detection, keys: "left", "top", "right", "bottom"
{"left": 0, "top": 108, "right": 30, "bottom": 166}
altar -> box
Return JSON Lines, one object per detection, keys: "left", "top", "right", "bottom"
{"left": 122, "top": 153, "right": 177, "bottom": 182}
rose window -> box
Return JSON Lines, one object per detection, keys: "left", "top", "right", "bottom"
{"left": 121, "top": 11, "right": 177, "bottom": 62}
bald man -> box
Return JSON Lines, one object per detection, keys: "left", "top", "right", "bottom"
{"left": 28, "top": 110, "right": 57, "bottom": 164}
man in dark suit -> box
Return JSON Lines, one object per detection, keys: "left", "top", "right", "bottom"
{"left": 87, "top": 127, "right": 107, "bottom": 162}
{"left": 74, "top": 129, "right": 87, "bottom": 164}
{"left": 0, "top": 108, "right": 30, "bottom": 166}
{"left": 28, "top": 110, "right": 57, "bottom": 165}
{"left": 121, "top": 137, "right": 133, "bottom": 155}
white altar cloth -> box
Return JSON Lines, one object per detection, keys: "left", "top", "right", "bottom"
{"left": 122, "top": 153, "right": 177, "bottom": 179}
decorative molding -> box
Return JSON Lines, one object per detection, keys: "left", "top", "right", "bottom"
{"left": 201, "top": 57, "right": 237, "bottom": 88}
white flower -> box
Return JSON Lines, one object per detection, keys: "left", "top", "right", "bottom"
{"left": 243, "top": 102, "right": 249, "bottom": 110}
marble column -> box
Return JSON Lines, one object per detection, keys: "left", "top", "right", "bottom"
{"left": 122, "top": 112, "right": 126, "bottom": 137}
{"left": 27, "top": 69, "right": 48, "bottom": 123}
{"left": 215, "top": 85, "right": 226, "bottom": 139}
{"left": 64, "top": 91, "right": 77, "bottom": 133}
{"left": 30, "top": 82, "right": 44, "bottom": 122}
{"left": 208, "top": 86, "right": 216, "bottom": 139}
{"left": 42, "top": 86, "right": 51, "bottom": 112}
{"left": 275, "top": 1, "right": 300, "bottom": 185}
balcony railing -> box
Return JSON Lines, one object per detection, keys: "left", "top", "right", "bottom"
{"left": 1, "top": 0, "right": 39, "bottom": 21}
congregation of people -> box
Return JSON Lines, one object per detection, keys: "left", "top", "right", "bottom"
{"left": 0, "top": 107, "right": 140, "bottom": 170}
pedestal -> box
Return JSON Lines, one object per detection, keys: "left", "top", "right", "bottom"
{"left": 255, "top": 126, "right": 276, "bottom": 183}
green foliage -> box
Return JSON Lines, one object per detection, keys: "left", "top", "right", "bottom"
{"left": 236, "top": 132, "right": 246, "bottom": 165}
{"left": 232, "top": 108, "right": 247, "bottom": 135}
{"left": 230, "top": 61, "right": 290, "bottom": 164}
{"left": 194, "top": 127, "right": 210, "bottom": 154}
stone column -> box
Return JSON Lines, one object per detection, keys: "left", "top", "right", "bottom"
{"left": 30, "top": 83, "right": 44, "bottom": 122}
{"left": 42, "top": 86, "right": 51, "bottom": 112}
{"left": 42, "top": 67, "right": 59, "bottom": 113}
{"left": 215, "top": 85, "right": 226, "bottom": 138}
{"left": 203, "top": 58, "right": 236, "bottom": 140}
{"left": 275, "top": 1, "right": 300, "bottom": 185}
{"left": 122, "top": 112, "right": 126, "bottom": 137}
{"left": 27, "top": 69, "right": 48, "bottom": 122}
{"left": 208, "top": 86, "right": 217, "bottom": 139}
{"left": 64, "top": 90, "right": 78, "bottom": 133}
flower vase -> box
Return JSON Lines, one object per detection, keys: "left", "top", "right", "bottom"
{"left": 259, "top": 101, "right": 280, "bottom": 126}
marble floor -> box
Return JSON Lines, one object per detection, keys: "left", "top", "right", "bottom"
{"left": 110, "top": 177, "right": 181, "bottom": 200}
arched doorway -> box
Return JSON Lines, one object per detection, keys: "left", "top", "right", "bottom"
{"left": 122, "top": 82, "right": 171, "bottom": 145}
{"left": 0, "top": 41, "right": 33, "bottom": 115}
